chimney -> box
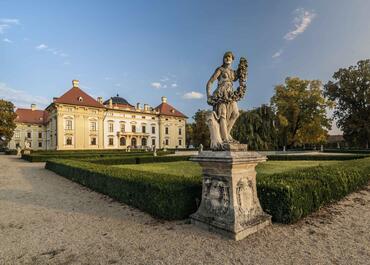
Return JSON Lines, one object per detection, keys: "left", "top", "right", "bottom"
{"left": 109, "top": 98, "right": 113, "bottom": 108}
{"left": 72, "top": 79, "right": 79, "bottom": 88}
{"left": 161, "top": 96, "right": 167, "bottom": 103}
{"left": 31, "top": 104, "right": 36, "bottom": 111}
{"left": 144, "top": 104, "right": 149, "bottom": 111}
{"left": 97, "top": 97, "right": 103, "bottom": 104}
{"left": 53, "top": 97, "right": 58, "bottom": 102}
{"left": 136, "top": 103, "right": 141, "bottom": 110}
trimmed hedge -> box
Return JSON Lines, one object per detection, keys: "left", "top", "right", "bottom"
{"left": 323, "top": 149, "right": 370, "bottom": 154}
{"left": 267, "top": 154, "right": 368, "bottom": 161}
{"left": 45, "top": 159, "right": 201, "bottom": 220}
{"left": 257, "top": 158, "right": 370, "bottom": 223}
{"left": 45, "top": 157, "right": 370, "bottom": 223}
{"left": 22, "top": 151, "right": 174, "bottom": 162}
{"left": 89, "top": 155, "right": 191, "bottom": 165}
{"left": 5, "top": 149, "right": 17, "bottom": 155}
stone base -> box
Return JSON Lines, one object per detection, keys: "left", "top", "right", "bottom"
{"left": 191, "top": 213, "right": 271, "bottom": 241}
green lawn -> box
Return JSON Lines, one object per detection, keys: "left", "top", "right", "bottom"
{"left": 113, "top": 160, "right": 342, "bottom": 177}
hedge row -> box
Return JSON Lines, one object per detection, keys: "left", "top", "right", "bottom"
{"left": 257, "top": 157, "right": 370, "bottom": 223}
{"left": 4, "top": 149, "right": 17, "bottom": 155}
{"left": 45, "top": 159, "right": 201, "bottom": 220}
{"left": 88, "top": 155, "right": 191, "bottom": 165}
{"left": 267, "top": 154, "right": 368, "bottom": 161}
{"left": 323, "top": 149, "right": 370, "bottom": 154}
{"left": 46, "top": 157, "right": 370, "bottom": 223}
{"left": 22, "top": 151, "right": 174, "bottom": 162}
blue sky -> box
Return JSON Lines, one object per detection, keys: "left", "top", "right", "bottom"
{"left": 1, "top": 0, "right": 370, "bottom": 133}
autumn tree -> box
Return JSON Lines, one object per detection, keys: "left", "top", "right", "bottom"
{"left": 185, "top": 123, "right": 194, "bottom": 147}
{"left": 324, "top": 60, "right": 370, "bottom": 148}
{"left": 191, "top": 109, "right": 210, "bottom": 148}
{"left": 271, "top": 77, "right": 332, "bottom": 148}
{"left": 0, "top": 99, "right": 17, "bottom": 147}
{"left": 231, "top": 105, "right": 277, "bottom": 150}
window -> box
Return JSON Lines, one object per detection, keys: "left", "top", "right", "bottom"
{"left": 142, "top": 126, "right": 146, "bottom": 133}
{"left": 165, "top": 139, "right": 169, "bottom": 145}
{"left": 65, "top": 120, "right": 72, "bottom": 130}
{"left": 120, "top": 123, "right": 125, "bottom": 133}
{"left": 142, "top": 116, "right": 146, "bottom": 119}
{"left": 38, "top": 132, "right": 42, "bottom": 138}
{"left": 15, "top": 131, "right": 20, "bottom": 138}
{"left": 90, "top": 121, "right": 97, "bottom": 131}
{"left": 108, "top": 122, "right": 114, "bottom": 133}
{"left": 66, "top": 137, "right": 72, "bottom": 146}
{"left": 152, "top": 139, "right": 156, "bottom": 146}
{"left": 131, "top": 138, "right": 137, "bottom": 147}
{"left": 27, "top": 132, "right": 32, "bottom": 138}
{"left": 132, "top": 115, "right": 136, "bottom": 119}
{"left": 120, "top": 137, "right": 126, "bottom": 146}
{"left": 142, "top": 138, "right": 147, "bottom": 146}
{"left": 165, "top": 127, "right": 169, "bottom": 135}
{"left": 152, "top": 127, "right": 155, "bottom": 134}
{"left": 152, "top": 117, "right": 155, "bottom": 120}
{"left": 38, "top": 142, "right": 42, "bottom": 147}
{"left": 132, "top": 125, "right": 136, "bottom": 133}
{"left": 179, "top": 139, "right": 182, "bottom": 146}
{"left": 91, "top": 137, "right": 97, "bottom": 145}
{"left": 108, "top": 137, "right": 114, "bottom": 146}
{"left": 178, "top": 128, "right": 182, "bottom": 135}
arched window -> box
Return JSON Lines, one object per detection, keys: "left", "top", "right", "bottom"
{"left": 131, "top": 137, "right": 137, "bottom": 147}
{"left": 142, "top": 138, "right": 147, "bottom": 146}
{"left": 120, "top": 137, "right": 126, "bottom": 146}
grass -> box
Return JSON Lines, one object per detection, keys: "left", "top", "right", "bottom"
{"left": 113, "top": 160, "right": 342, "bottom": 177}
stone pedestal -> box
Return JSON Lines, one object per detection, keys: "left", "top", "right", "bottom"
{"left": 190, "top": 148, "right": 271, "bottom": 241}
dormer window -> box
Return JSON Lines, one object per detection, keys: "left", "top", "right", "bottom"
{"left": 78, "top": 96, "right": 83, "bottom": 102}
{"left": 171, "top": 109, "right": 175, "bottom": 113}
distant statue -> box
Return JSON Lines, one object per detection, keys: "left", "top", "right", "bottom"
{"left": 206, "top": 51, "right": 248, "bottom": 150}
{"left": 198, "top": 144, "right": 203, "bottom": 153}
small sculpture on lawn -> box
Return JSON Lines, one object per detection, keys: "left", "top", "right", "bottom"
{"left": 206, "top": 51, "right": 248, "bottom": 150}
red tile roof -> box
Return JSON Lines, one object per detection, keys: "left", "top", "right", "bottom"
{"left": 54, "top": 87, "right": 104, "bottom": 108}
{"left": 155, "top": 102, "right": 187, "bottom": 118}
{"left": 15, "top": 108, "right": 49, "bottom": 125}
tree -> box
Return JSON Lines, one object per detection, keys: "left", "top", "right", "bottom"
{"left": 185, "top": 123, "right": 194, "bottom": 147}
{"left": 0, "top": 99, "right": 17, "bottom": 147}
{"left": 231, "top": 105, "right": 277, "bottom": 150}
{"left": 271, "top": 77, "right": 332, "bottom": 148}
{"left": 192, "top": 109, "right": 210, "bottom": 148}
{"left": 324, "top": 60, "right": 370, "bottom": 148}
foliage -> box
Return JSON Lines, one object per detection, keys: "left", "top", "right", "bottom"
{"left": 45, "top": 159, "right": 202, "bottom": 220}
{"left": 5, "top": 149, "right": 17, "bottom": 155}
{"left": 0, "top": 99, "right": 17, "bottom": 147}
{"left": 231, "top": 105, "right": 277, "bottom": 150}
{"left": 185, "top": 123, "right": 194, "bottom": 147}
{"left": 323, "top": 149, "right": 370, "bottom": 154}
{"left": 88, "top": 155, "right": 191, "bottom": 165}
{"left": 271, "top": 77, "right": 332, "bottom": 148}
{"left": 191, "top": 109, "right": 210, "bottom": 148}
{"left": 258, "top": 157, "right": 370, "bottom": 223}
{"left": 324, "top": 59, "right": 370, "bottom": 148}
{"left": 266, "top": 154, "right": 368, "bottom": 161}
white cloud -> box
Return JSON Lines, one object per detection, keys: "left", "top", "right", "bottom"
{"left": 0, "top": 18, "right": 20, "bottom": 34}
{"left": 171, "top": 83, "right": 178, "bottom": 88}
{"left": 151, "top": 82, "right": 162, "bottom": 89}
{"left": 0, "top": 82, "right": 49, "bottom": 108}
{"left": 115, "top": 83, "right": 121, "bottom": 87}
{"left": 284, "top": 8, "right": 316, "bottom": 41}
{"left": 160, "top": 76, "right": 170, "bottom": 82}
{"left": 272, "top": 49, "right": 283, "bottom": 58}
{"left": 36, "top": 43, "right": 48, "bottom": 50}
{"left": 183, "top": 91, "right": 204, "bottom": 99}
{"left": 3, "top": 38, "right": 12, "bottom": 43}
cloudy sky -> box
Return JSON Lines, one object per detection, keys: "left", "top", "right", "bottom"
{"left": 1, "top": 0, "right": 370, "bottom": 134}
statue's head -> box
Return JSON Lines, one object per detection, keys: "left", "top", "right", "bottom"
{"left": 223, "top": 51, "right": 234, "bottom": 66}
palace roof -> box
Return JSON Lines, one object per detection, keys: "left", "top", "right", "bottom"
{"left": 155, "top": 102, "right": 187, "bottom": 118}
{"left": 54, "top": 87, "right": 104, "bottom": 108}
{"left": 15, "top": 108, "right": 49, "bottom": 125}
{"left": 103, "top": 94, "right": 133, "bottom": 107}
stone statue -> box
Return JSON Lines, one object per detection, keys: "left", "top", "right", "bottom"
{"left": 198, "top": 144, "right": 203, "bottom": 153}
{"left": 206, "top": 51, "right": 247, "bottom": 150}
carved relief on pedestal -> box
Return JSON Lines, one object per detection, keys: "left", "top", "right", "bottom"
{"left": 203, "top": 176, "right": 230, "bottom": 216}
{"left": 236, "top": 178, "right": 262, "bottom": 225}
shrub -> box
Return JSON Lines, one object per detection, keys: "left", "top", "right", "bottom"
{"left": 5, "top": 149, "right": 17, "bottom": 155}
{"left": 267, "top": 154, "right": 368, "bottom": 161}
{"left": 89, "top": 155, "right": 191, "bottom": 165}
{"left": 323, "top": 149, "right": 370, "bottom": 154}
{"left": 45, "top": 159, "right": 201, "bottom": 219}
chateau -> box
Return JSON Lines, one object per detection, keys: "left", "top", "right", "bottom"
{"left": 8, "top": 80, "right": 187, "bottom": 150}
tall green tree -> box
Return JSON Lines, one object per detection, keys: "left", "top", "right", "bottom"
{"left": 0, "top": 99, "right": 17, "bottom": 147}
{"left": 192, "top": 109, "right": 210, "bottom": 148}
{"left": 324, "top": 60, "right": 370, "bottom": 148}
{"left": 185, "top": 123, "right": 194, "bottom": 147}
{"left": 271, "top": 77, "right": 332, "bottom": 148}
{"left": 231, "top": 105, "right": 277, "bottom": 150}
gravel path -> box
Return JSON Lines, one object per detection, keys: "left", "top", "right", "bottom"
{"left": 0, "top": 155, "right": 369, "bottom": 265}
